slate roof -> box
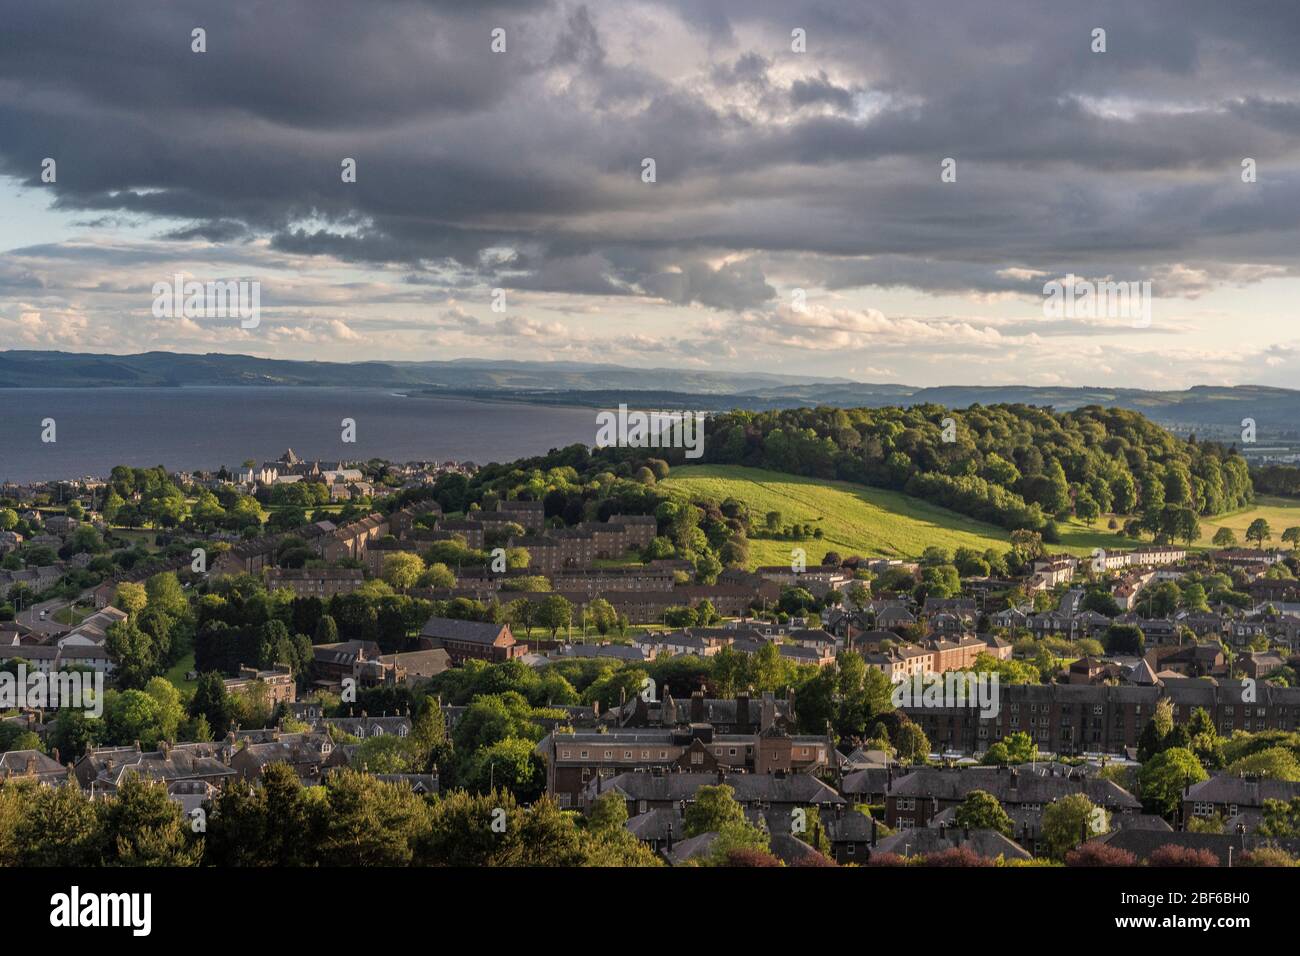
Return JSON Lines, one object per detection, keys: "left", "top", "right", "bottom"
{"left": 419, "top": 617, "right": 511, "bottom": 645}
{"left": 1186, "top": 774, "right": 1300, "bottom": 806}
{"left": 888, "top": 767, "right": 1141, "bottom": 809}
{"left": 874, "top": 827, "right": 1031, "bottom": 861}
{"left": 593, "top": 771, "right": 845, "bottom": 806}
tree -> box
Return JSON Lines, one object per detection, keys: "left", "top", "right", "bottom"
{"left": 105, "top": 619, "right": 160, "bottom": 689}
{"left": 981, "top": 731, "right": 1038, "bottom": 766}
{"left": 1138, "top": 747, "right": 1208, "bottom": 817}
{"left": 410, "top": 697, "right": 451, "bottom": 773}
{"left": 1212, "top": 527, "right": 1237, "bottom": 548}
{"left": 1065, "top": 843, "right": 1137, "bottom": 867}
{"left": 684, "top": 784, "right": 746, "bottom": 837}
{"left": 536, "top": 594, "right": 573, "bottom": 639}
{"left": 1103, "top": 623, "right": 1144, "bottom": 656}
{"left": 1284, "top": 527, "right": 1300, "bottom": 551}
{"left": 1147, "top": 845, "right": 1218, "bottom": 867}
{"left": 588, "top": 790, "right": 629, "bottom": 833}
{"left": 1040, "top": 793, "right": 1096, "bottom": 860}
{"left": 459, "top": 736, "right": 544, "bottom": 801}
{"left": 12, "top": 782, "right": 102, "bottom": 866}
{"left": 894, "top": 721, "right": 931, "bottom": 764}
{"left": 954, "top": 790, "right": 1013, "bottom": 837}
{"left": 417, "top": 562, "right": 456, "bottom": 589}
{"left": 114, "top": 581, "right": 148, "bottom": 617}
{"left": 98, "top": 773, "right": 202, "bottom": 866}
{"left": 1246, "top": 518, "right": 1272, "bottom": 547}
{"left": 1136, "top": 698, "right": 1174, "bottom": 762}
{"left": 1227, "top": 746, "right": 1300, "bottom": 782}
{"left": 1257, "top": 797, "right": 1300, "bottom": 839}
{"left": 1075, "top": 491, "right": 1101, "bottom": 525}
{"left": 316, "top": 770, "right": 432, "bottom": 866}
{"left": 381, "top": 552, "right": 425, "bottom": 593}
{"left": 706, "top": 820, "right": 772, "bottom": 865}
{"left": 314, "top": 614, "right": 339, "bottom": 644}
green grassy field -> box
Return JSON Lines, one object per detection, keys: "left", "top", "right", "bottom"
{"left": 53, "top": 604, "right": 91, "bottom": 626}
{"left": 164, "top": 651, "right": 197, "bottom": 693}
{"left": 659, "top": 465, "right": 1300, "bottom": 566}
{"left": 1194, "top": 496, "right": 1300, "bottom": 549}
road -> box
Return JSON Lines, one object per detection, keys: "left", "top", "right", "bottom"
{"left": 16, "top": 598, "right": 74, "bottom": 637}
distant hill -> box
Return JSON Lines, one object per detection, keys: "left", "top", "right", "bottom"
{"left": 1, "top": 350, "right": 1297, "bottom": 438}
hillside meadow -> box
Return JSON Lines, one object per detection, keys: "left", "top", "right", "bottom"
{"left": 659, "top": 465, "right": 1300, "bottom": 568}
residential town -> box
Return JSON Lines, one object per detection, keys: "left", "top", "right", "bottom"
{"left": 3, "top": 451, "right": 1300, "bottom": 873}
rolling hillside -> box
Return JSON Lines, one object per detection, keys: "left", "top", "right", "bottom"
{"left": 659, "top": 465, "right": 1300, "bottom": 568}
{"left": 1194, "top": 496, "right": 1300, "bottom": 550}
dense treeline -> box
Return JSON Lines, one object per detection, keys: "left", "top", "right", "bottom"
{"left": 1253, "top": 464, "right": 1300, "bottom": 498}
{"left": 0, "top": 768, "right": 660, "bottom": 867}
{"left": 701, "top": 404, "right": 1252, "bottom": 531}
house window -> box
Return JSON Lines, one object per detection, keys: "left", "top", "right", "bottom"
{"left": 561, "top": 751, "right": 571, "bottom": 759}
{"left": 624, "top": 751, "right": 632, "bottom": 759}
{"left": 580, "top": 751, "right": 589, "bottom": 759}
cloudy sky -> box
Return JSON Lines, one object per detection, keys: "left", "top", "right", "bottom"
{"left": 2, "top": 0, "right": 1299, "bottom": 388}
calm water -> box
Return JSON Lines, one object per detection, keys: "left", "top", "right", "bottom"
{"left": 0, "top": 387, "right": 599, "bottom": 482}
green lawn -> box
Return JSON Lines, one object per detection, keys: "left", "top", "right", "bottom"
{"left": 661, "top": 465, "right": 1040, "bottom": 565}
{"left": 1194, "top": 496, "right": 1300, "bottom": 549}
{"left": 53, "top": 604, "right": 91, "bottom": 626}
{"left": 660, "top": 465, "right": 1300, "bottom": 566}
{"left": 164, "top": 652, "right": 197, "bottom": 693}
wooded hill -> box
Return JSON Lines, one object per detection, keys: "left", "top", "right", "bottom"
{"left": 698, "top": 404, "right": 1252, "bottom": 536}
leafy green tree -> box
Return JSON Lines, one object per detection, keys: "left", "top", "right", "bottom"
{"left": 1136, "top": 698, "right": 1175, "bottom": 762}
{"left": 706, "top": 819, "right": 771, "bottom": 865}
{"left": 894, "top": 721, "right": 931, "bottom": 764}
{"left": 536, "top": 594, "right": 573, "bottom": 639}
{"left": 12, "top": 782, "right": 102, "bottom": 866}
{"left": 1212, "top": 527, "right": 1237, "bottom": 548}
{"left": 684, "top": 784, "right": 747, "bottom": 837}
{"left": 1246, "top": 518, "right": 1272, "bottom": 547}
{"left": 114, "top": 581, "right": 148, "bottom": 617}
{"left": 1138, "top": 747, "right": 1208, "bottom": 817}
{"left": 1103, "top": 623, "right": 1144, "bottom": 655}
{"left": 954, "top": 790, "right": 1014, "bottom": 837}
{"left": 316, "top": 770, "right": 433, "bottom": 866}
{"left": 98, "top": 773, "right": 201, "bottom": 866}
{"left": 981, "top": 731, "right": 1038, "bottom": 766}
{"left": 382, "top": 552, "right": 425, "bottom": 592}
{"left": 1040, "top": 793, "right": 1096, "bottom": 860}
{"left": 1257, "top": 797, "right": 1300, "bottom": 839}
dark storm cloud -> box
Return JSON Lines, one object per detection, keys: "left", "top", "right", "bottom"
{"left": 3, "top": 0, "right": 1300, "bottom": 303}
